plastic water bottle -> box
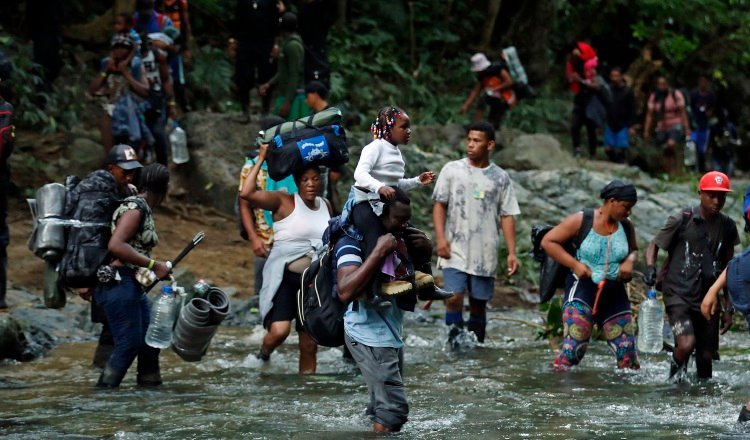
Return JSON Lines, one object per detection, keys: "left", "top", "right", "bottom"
{"left": 146, "top": 285, "right": 177, "bottom": 349}
{"left": 170, "top": 122, "right": 189, "bottom": 164}
{"left": 684, "top": 137, "right": 697, "bottom": 168}
{"left": 638, "top": 290, "right": 664, "bottom": 354}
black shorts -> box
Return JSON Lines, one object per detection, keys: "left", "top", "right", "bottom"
{"left": 665, "top": 302, "right": 720, "bottom": 353}
{"left": 264, "top": 269, "right": 304, "bottom": 332}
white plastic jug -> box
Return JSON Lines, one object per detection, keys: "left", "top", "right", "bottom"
{"left": 170, "top": 122, "right": 189, "bottom": 164}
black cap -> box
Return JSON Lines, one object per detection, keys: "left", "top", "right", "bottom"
{"left": 280, "top": 12, "right": 297, "bottom": 32}
{"left": 107, "top": 144, "right": 143, "bottom": 170}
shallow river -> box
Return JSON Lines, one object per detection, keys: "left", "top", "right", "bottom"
{"left": 3, "top": 308, "right": 750, "bottom": 439}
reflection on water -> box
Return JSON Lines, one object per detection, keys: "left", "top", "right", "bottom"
{"left": 2, "top": 308, "right": 750, "bottom": 439}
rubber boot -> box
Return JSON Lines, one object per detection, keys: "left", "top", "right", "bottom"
{"left": 738, "top": 405, "right": 750, "bottom": 423}
{"left": 92, "top": 342, "right": 114, "bottom": 370}
{"left": 467, "top": 315, "right": 487, "bottom": 343}
{"left": 136, "top": 346, "right": 162, "bottom": 386}
{"left": 668, "top": 355, "right": 687, "bottom": 383}
{"left": 96, "top": 366, "right": 125, "bottom": 388}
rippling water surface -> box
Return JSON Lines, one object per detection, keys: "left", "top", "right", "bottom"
{"left": 3, "top": 308, "right": 750, "bottom": 439}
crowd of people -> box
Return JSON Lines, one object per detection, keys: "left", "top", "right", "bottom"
{"left": 5, "top": 3, "right": 750, "bottom": 436}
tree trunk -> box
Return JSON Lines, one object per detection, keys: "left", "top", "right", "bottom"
{"left": 335, "top": 0, "right": 347, "bottom": 26}
{"left": 62, "top": 0, "right": 136, "bottom": 44}
{"left": 503, "top": 0, "right": 557, "bottom": 85}
{"left": 479, "top": 0, "right": 503, "bottom": 50}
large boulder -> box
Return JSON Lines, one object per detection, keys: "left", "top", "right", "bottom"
{"left": 180, "top": 112, "right": 261, "bottom": 213}
{"left": 495, "top": 134, "right": 576, "bottom": 171}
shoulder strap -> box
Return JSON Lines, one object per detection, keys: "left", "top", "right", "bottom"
{"left": 574, "top": 208, "right": 595, "bottom": 249}
{"left": 620, "top": 218, "right": 636, "bottom": 252}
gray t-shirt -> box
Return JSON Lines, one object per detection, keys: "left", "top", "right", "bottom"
{"left": 653, "top": 206, "right": 739, "bottom": 309}
{"left": 432, "top": 158, "right": 521, "bottom": 277}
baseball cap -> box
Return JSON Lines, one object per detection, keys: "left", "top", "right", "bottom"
{"left": 107, "top": 144, "right": 143, "bottom": 170}
{"left": 111, "top": 33, "right": 135, "bottom": 48}
{"left": 470, "top": 53, "right": 491, "bottom": 72}
{"left": 698, "top": 171, "right": 732, "bottom": 192}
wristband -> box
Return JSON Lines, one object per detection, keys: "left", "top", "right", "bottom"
{"left": 148, "top": 259, "right": 155, "bottom": 270}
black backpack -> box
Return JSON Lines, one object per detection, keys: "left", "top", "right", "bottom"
{"left": 59, "top": 170, "right": 125, "bottom": 289}
{"left": 297, "top": 243, "right": 347, "bottom": 347}
{"left": 0, "top": 97, "right": 15, "bottom": 168}
{"left": 531, "top": 208, "right": 634, "bottom": 303}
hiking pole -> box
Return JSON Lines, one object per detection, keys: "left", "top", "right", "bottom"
{"left": 145, "top": 231, "right": 206, "bottom": 293}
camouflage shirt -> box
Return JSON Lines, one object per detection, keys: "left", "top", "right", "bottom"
{"left": 111, "top": 196, "right": 159, "bottom": 265}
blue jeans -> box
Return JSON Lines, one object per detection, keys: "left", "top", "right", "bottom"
{"left": 94, "top": 268, "right": 160, "bottom": 384}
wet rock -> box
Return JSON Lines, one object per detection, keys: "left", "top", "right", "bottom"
{"left": 495, "top": 134, "right": 576, "bottom": 170}
{"left": 181, "top": 112, "right": 261, "bottom": 213}
{"left": 0, "top": 314, "right": 25, "bottom": 360}
{"left": 64, "top": 138, "right": 106, "bottom": 178}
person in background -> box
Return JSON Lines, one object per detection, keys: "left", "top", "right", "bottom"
{"left": 690, "top": 74, "right": 718, "bottom": 173}
{"left": 95, "top": 163, "right": 172, "bottom": 388}
{"left": 565, "top": 41, "right": 600, "bottom": 159}
{"left": 460, "top": 52, "right": 514, "bottom": 130}
{"left": 238, "top": 115, "right": 297, "bottom": 297}
{"left": 260, "top": 12, "right": 309, "bottom": 121}
{"left": 156, "top": 0, "right": 192, "bottom": 112}
{"left": 645, "top": 171, "right": 738, "bottom": 382}
{"left": 297, "top": 0, "right": 335, "bottom": 86}
{"left": 433, "top": 122, "right": 520, "bottom": 343}
{"left": 0, "top": 58, "right": 14, "bottom": 310}
{"left": 604, "top": 67, "right": 636, "bottom": 163}
{"left": 643, "top": 76, "right": 691, "bottom": 175}
{"left": 88, "top": 34, "right": 149, "bottom": 152}
{"left": 114, "top": 12, "right": 143, "bottom": 49}
{"left": 232, "top": 0, "right": 284, "bottom": 121}
{"left": 140, "top": 32, "right": 174, "bottom": 165}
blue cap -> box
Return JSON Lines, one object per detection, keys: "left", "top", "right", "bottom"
{"left": 162, "top": 285, "right": 173, "bottom": 294}
{"left": 647, "top": 290, "right": 657, "bottom": 299}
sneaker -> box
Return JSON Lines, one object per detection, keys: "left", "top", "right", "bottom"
{"left": 418, "top": 286, "right": 454, "bottom": 301}
{"left": 381, "top": 280, "right": 413, "bottom": 297}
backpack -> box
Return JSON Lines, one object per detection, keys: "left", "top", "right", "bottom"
{"left": 0, "top": 97, "right": 15, "bottom": 168}
{"left": 532, "top": 208, "right": 635, "bottom": 303}
{"left": 297, "top": 221, "right": 346, "bottom": 347}
{"left": 726, "top": 247, "right": 750, "bottom": 316}
{"left": 58, "top": 170, "right": 125, "bottom": 289}
{"left": 264, "top": 108, "right": 348, "bottom": 181}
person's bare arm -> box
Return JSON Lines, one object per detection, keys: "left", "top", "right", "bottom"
{"left": 240, "top": 198, "right": 268, "bottom": 258}
{"left": 433, "top": 201, "right": 450, "bottom": 259}
{"left": 238, "top": 144, "right": 288, "bottom": 215}
{"left": 541, "top": 212, "right": 591, "bottom": 278}
{"left": 497, "top": 69, "right": 514, "bottom": 91}
{"left": 702, "top": 268, "right": 726, "bottom": 320}
{"left": 460, "top": 83, "right": 482, "bottom": 114}
{"left": 643, "top": 105, "right": 654, "bottom": 139}
{"left": 500, "top": 215, "right": 518, "bottom": 276}
{"left": 337, "top": 234, "right": 397, "bottom": 303}
{"left": 109, "top": 209, "right": 170, "bottom": 279}
{"left": 122, "top": 62, "right": 150, "bottom": 98}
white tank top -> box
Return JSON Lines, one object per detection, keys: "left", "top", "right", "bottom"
{"left": 273, "top": 194, "right": 330, "bottom": 243}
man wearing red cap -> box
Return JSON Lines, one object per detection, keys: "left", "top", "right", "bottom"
{"left": 644, "top": 171, "right": 739, "bottom": 382}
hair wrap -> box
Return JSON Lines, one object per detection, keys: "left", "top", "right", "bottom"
{"left": 600, "top": 180, "right": 637, "bottom": 202}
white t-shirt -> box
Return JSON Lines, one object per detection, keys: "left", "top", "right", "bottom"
{"left": 432, "top": 158, "right": 520, "bottom": 277}
{"left": 353, "top": 138, "right": 420, "bottom": 192}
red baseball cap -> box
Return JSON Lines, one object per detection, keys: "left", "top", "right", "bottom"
{"left": 698, "top": 171, "right": 732, "bottom": 192}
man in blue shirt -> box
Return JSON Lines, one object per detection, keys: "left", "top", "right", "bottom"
{"left": 334, "top": 187, "right": 430, "bottom": 433}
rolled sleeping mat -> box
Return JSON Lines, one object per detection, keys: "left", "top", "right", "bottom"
{"left": 171, "top": 297, "right": 219, "bottom": 362}
{"left": 206, "top": 287, "right": 230, "bottom": 325}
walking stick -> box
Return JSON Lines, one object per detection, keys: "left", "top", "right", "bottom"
{"left": 144, "top": 231, "right": 206, "bottom": 293}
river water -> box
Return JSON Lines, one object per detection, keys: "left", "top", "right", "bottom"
{"left": 2, "top": 307, "right": 750, "bottom": 439}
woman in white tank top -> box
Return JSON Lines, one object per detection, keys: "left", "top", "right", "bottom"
{"left": 240, "top": 144, "right": 332, "bottom": 374}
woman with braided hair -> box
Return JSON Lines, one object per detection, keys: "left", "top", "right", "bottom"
{"left": 341, "top": 106, "right": 451, "bottom": 310}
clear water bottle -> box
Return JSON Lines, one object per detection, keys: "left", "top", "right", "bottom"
{"left": 146, "top": 285, "right": 177, "bottom": 349}
{"left": 637, "top": 290, "right": 664, "bottom": 354}
{"left": 170, "top": 122, "right": 190, "bottom": 164}
{"left": 684, "top": 137, "right": 697, "bottom": 168}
